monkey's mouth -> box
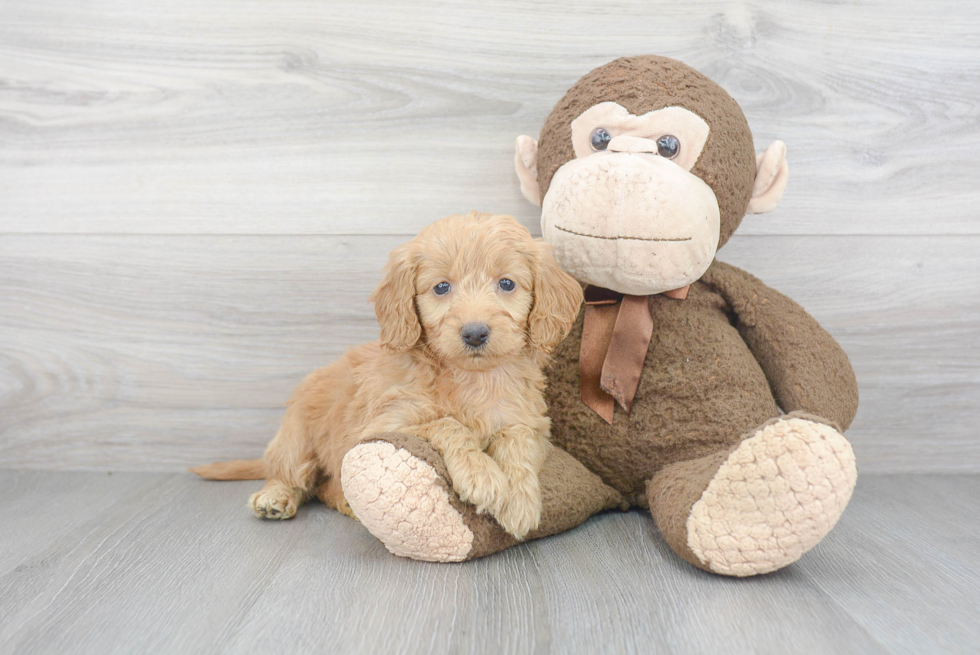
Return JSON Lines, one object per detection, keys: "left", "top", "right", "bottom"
{"left": 554, "top": 225, "right": 691, "bottom": 242}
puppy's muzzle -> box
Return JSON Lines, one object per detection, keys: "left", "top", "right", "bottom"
{"left": 460, "top": 322, "right": 490, "bottom": 349}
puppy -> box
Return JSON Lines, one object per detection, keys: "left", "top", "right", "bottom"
{"left": 192, "top": 212, "right": 583, "bottom": 539}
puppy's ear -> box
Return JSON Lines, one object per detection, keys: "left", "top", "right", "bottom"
{"left": 528, "top": 242, "right": 583, "bottom": 354}
{"left": 370, "top": 241, "right": 421, "bottom": 352}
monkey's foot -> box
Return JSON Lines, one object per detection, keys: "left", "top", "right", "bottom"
{"left": 341, "top": 433, "right": 622, "bottom": 563}
{"left": 692, "top": 416, "right": 856, "bottom": 576}
{"left": 650, "top": 414, "right": 857, "bottom": 577}
{"left": 341, "top": 436, "right": 477, "bottom": 562}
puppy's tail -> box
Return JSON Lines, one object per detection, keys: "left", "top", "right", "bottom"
{"left": 190, "top": 458, "right": 265, "bottom": 481}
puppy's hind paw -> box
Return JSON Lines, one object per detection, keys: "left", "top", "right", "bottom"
{"left": 249, "top": 487, "right": 298, "bottom": 520}
{"left": 336, "top": 498, "right": 358, "bottom": 521}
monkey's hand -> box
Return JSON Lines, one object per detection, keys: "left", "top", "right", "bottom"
{"left": 701, "top": 260, "right": 859, "bottom": 430}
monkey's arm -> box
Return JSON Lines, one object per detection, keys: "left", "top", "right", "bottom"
{"left": 700, "top": 260, "right": 859, "bottom": 430}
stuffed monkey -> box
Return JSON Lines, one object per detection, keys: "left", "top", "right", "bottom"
{"left": 341, "top": 55, "right": 858, "bottom": 577}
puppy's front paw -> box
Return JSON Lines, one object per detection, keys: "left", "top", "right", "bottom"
{"left": 451, "top": 459, "right": 509, "bottom": 517}
{"left": 493, "top": 477, "right": 542, "bottom": 540}
{"left": 249, "top": 487, "right": 298, "bottom": 520}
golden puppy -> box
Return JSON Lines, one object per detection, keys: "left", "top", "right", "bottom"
{"left": 192, "top": 212, "right": 583, "bottom": 539}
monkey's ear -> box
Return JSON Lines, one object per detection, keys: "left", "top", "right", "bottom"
{"left": 370, "top": 242, "right": 421, "bottom": 352}
{"left": 514, "top": 135, "right": 542, "bottom": 207}
{"left": 746, "top": 141, "right": 789, "bottom": 215}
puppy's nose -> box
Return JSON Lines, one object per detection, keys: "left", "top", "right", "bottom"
{"left": 460, "top": 322, "right": 490, "bottom": 348}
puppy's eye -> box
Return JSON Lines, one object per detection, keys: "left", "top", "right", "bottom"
{"left": 433, "top": 282, "right": 451, "bottom": 295}
{"left": 498, "top": 278, "right": 516, "bottom": 292}
{"left": 590, "top": 127, "right": 611, "bottom": 151}
{"left": 657, "top": 135, "right": 680, "bottom": 159}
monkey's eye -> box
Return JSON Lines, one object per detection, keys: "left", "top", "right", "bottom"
{"left": 433, "top": 282, "right": 451, "bottom": 295}
{"left": 657, "top": 135, "right": 680, "bottom": 159}
{"left": 498, "top": 278, "right": 516, "bottom": 292}
{"left": 590, "top": 127, "right": 612, "bottom": 151}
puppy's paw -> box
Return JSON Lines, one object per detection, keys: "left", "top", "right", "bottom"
{"left": 451, "top": 458, "right": 510, "bottom": 517}
{"left": 249, "top": 487, "right": 298, "bottom": 520}
{"left": 493, "top": 477, "right": 542, "bottom": 540}
{"left": 335, "top": 498, "right": 358, "bottom": 520}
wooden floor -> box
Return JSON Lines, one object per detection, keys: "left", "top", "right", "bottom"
{"left": 0, "top": 471, "right": 976, "bottom": 655}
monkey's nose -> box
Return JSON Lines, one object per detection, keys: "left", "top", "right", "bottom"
{"left": 460, "top": 323, "right": 490, "bottom": 348}
{"left": 607, "top": 135, "right": 658, "bottom": 153}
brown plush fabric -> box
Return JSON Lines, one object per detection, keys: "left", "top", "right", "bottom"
{"left": 362, "top": 433, "right": 622, "bottom": 560}
{"left": 646, "top": 446, "right": 736, "bottom": 572}
{"left": 700, "top": 262, "right": 860, "bottom": 430}
{"left": 546, "top": 267, "right": 784, "bottom": 506}
{"left": 536, "top": 55, "right": 756, "bottom": 248}
{"left": 530, "top": 444, "right": 626, "bottom": 536}
{"left": 544, "top": 257, "right": 858, "bottom": 502}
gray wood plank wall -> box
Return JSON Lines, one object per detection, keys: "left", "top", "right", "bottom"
{"left": 1, "top": 0, "right": 978, "bottom": 472}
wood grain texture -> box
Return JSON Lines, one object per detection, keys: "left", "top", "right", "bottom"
{"left": 0, "top": 470, "right": 162, "bottom": 573}
{"left": 1, "top": 471, "right": 978, "bottom": 654}
{"left": 803, "top": 475, "right": 980, "bottom": 654}
{"left": 0, "top": 234, "right": 977, "bottom": 473}
{"left": 1, "top": 0, "right": 979, "bottom": 236}
{"left": 1, "top": 0, "right": 978, "bottom": 473}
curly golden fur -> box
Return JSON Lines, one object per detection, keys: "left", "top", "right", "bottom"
{"left": 192, "top": 211, "right": 583, "bottom": 539}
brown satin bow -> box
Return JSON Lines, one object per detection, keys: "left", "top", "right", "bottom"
{"left": 580, "top": 284, "right": 690, "bottom": 424}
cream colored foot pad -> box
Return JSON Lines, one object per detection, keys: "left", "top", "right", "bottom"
{"left": 342, "top": 441, "right": 473, "bottom": 562}
{"left": 687, "top": 418, "right": 857, "bottom": 577}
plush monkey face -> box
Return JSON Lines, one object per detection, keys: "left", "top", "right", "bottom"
{"left": 515, "top": 56, "right": 789, "bottom": 295}
{"left": 541, "top": 102, "right": 721, "bottom": 294}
